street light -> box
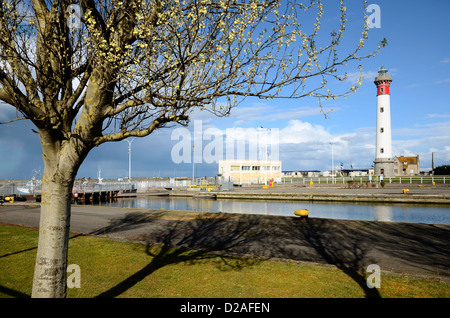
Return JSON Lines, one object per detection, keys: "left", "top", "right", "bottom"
{"left": 329, "top": 142, "right": 334, "bottom": 184}
{"left": 125, "top": 138, "right": 136, "bottom": 182}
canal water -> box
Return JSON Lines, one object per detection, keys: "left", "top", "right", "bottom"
{"left": 92, "top": 196, "right": 450, "bottom": 225}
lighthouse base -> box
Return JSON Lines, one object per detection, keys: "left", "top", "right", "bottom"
{"left": 374, "top": 158, "right": 395, "bottom": 178}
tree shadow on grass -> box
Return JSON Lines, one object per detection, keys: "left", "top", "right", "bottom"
{"left": 93, "top": 212, "right": 263, "bottom": 298}
{"left": 0, "top": 231, "right": 83, "bottom": 298}
{"left": 91, "top": 210, "right": 386, "bottom": 298}
{"left": 283, "top": 218, "right": 381, "bottom": 298}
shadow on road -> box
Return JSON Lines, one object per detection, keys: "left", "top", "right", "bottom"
{"left": 279, "top": 218, "right": 381, "bottom": 298}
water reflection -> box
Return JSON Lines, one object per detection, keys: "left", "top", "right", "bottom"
{"left": 374, "top": 206, "right": 393, "bottom": 222}
{"left": 94, "top": 196, "right": 450, "bottom": 225}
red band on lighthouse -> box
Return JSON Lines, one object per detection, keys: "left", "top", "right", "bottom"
{"left": 377, "top": 82, "right": 390, "bottom": 95}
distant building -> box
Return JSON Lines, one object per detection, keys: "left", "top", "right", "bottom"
{"left": 218, "top": 159, "right": 282, "bottom": 184}
{"left": 340, "top": 169, "right": 371, "bottom": 177}
{"left": 282, "top": 170, "right": 320, "bottom": 178}
{"left": 394, "top": 155, "right": 420, "bottom": 176}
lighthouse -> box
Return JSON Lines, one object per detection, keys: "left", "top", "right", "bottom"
{"left": 373, "top": 66, "right": 395, "bottom": 178}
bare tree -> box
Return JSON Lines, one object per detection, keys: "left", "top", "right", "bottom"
{"left": 0, "top": 0, "right": 385, "bottom": 297}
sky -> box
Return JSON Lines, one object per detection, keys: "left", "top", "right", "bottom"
{"left": 1, "top": 0, "right": 450, "bottom": 180}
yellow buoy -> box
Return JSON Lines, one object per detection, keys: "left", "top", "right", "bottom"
{"left": 5, "top": 196, "right": 14, "bottom": 203}
{"left": 294, "top": 209, "right": 309, "bottom": 217}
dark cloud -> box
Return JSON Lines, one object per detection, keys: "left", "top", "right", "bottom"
{"left": 0, "top": 119, "right": 43, "bottom": 180}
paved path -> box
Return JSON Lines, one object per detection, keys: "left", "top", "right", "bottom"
{"left": 1, "top": 204, "right": 449, "bottom": 283}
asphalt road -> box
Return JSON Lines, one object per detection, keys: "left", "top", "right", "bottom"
{"left": 1, "top": 203, "right": 450, "bottom": 284}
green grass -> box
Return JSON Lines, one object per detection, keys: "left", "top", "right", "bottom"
{"left": 0, "top": 224, "right": 448, "bottom": 298}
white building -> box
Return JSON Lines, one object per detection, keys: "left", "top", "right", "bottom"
{"left": 218, "top": 159, "right": 282, "bottom": 184}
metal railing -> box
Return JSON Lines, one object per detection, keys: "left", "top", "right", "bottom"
{"left": 280, "top": 176, "right": 448, "bottom": 185}
{"left": 0, "top": 181, "right": 42, "bottom": 196}
{"left": 72, "top": 181, "right": 135, "bottom": 193}
{"left": 0, "top": 180, "right": 136, "bottom": 197}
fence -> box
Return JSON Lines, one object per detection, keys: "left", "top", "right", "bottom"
{"left": 72, "top": 181, "right": 135, "bottom": 193}
{"left": 0, "top": 180, "right": 136, "bottom": 196}
{"left": 136, "top": 179, "right": 192, "bottom": 192}
{"left": 280, "top": 176, "right": 448, "bottom": 185}
{"left": 0, "top": 181, "right": 42, "bottom": 196}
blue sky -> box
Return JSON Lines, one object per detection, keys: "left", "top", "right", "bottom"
{"left": 1, "top": 0, "right": 450, "bottom": 180}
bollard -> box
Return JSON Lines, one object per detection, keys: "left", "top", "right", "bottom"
{"left": 294, "top": 209, "right": 309, "bottom": 221}
{"left": 5, "top": 196, "right": 14, "bottom": 203}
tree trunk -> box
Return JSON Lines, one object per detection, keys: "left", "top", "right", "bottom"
{"left": 31, "top": 173, "right": 74, "bottom": 298}
{"left": 30, "top": 130, "right": 82, "bottom": 298}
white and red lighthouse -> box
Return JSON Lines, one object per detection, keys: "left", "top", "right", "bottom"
{"left": 373, "top": 66, "right": 395, "bottom": 177}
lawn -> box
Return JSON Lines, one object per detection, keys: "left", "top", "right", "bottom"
{"left": 0, "top": 224, "right": 448, "bottom": 298}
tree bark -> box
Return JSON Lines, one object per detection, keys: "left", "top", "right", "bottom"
{"left": 31, "top": 130, "right": 82, "bottom": 298}
{"left": 31, "top": 174, "right": 74, "bottom": 298}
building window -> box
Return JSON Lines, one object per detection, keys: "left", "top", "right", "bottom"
{"left": 230, "top": 165, "right": 240, "bottom": 171}
{"left": 252, "top": 166, "right": 260, "bottom": 171}
{"left": 380, "top": 107, "right": 384, "bottom": 113}
{"left": 261, "top": 166, "right": 270, "bottom": 171}
{"left": 380, "top": 128, "right": 384, "bottom": 133}
{"left": 242, "top": 166, "right": 250, "bottom": 171}
{"left": 272, "top": 166, "right": 280, "bottom": 171}
{"left": 380, "top": 148, "right": 384, "bottom": 154}
{"left": 380, "top": 87, "right": 384, "bottom": 93}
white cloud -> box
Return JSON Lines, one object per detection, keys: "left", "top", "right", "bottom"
{"left": 276, "top": 120, "right": 375, "bottom": 171}
{"left": 213, "top": 102, "right": 332, "bottom": 127}
{"left": 345, "top": 71, "right": 379, "bottom": 84}
{"left": 345, "top": 68, "right": 398, "bottom": 84}
{"left": 426, "top": 113, "right": 450, "bottom": 118}
{"left": 278, "top": 120, "right": 331, "bottom": 144}
{"left": 435, "top": 78, "right": 450, "bottom": 84}
{"left": 440, "top": 57, "right": 450, "bottom": 64}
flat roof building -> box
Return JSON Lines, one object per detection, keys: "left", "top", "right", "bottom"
{"left": 218, "top": 159, "right": 282, "bottom": 184}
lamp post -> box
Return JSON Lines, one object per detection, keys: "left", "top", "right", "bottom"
{"left": 192, "top": 143, "right": 195, "bottom": 185}
{"left": 330, "top": 142, "right": 334, "bottom": 184}
{"left": 126, "top": 138, "right": 136, "bottom": 182}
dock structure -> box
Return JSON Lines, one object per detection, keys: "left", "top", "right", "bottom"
{"left": 72, "top": 182, "right": 136, "bottom": 203}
